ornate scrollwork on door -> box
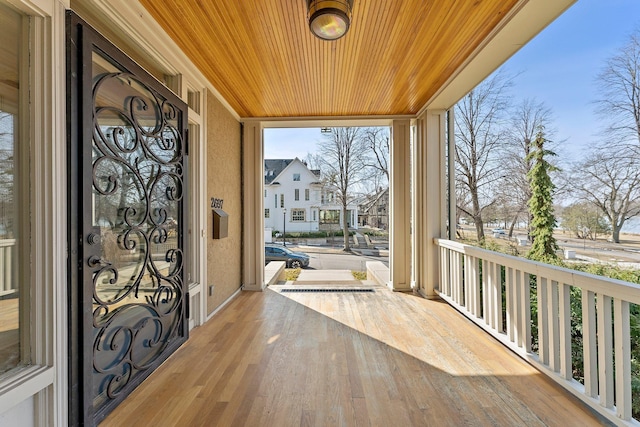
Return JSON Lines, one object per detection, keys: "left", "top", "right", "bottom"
{"left": 89, "top": 61, "right": 185, "bottom": 406}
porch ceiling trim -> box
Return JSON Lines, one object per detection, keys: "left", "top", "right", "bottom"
{"left": 80, "top": 0, "right": 241, "bottom": 120}
{"left": 249, "top": 115, "right": 415, "bottom": 128}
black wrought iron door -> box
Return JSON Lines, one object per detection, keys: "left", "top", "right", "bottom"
{"left": 67, "top": 13, "right": 188, "bottom": 425}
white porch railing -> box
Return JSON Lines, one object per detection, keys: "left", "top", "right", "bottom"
{"left": 0, "top": 239, "right": 16, "bottom": 296}
{"left": 435, "top": 238, "right": 640, "bottom": 426}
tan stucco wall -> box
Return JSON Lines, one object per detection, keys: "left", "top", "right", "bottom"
{"left": 206, "top": 90, "right": 242, "bottom": 314}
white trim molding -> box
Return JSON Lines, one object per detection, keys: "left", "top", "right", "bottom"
{"left": 0, "top": 366, "right": 54, "bottom": 416}
{"left": 242, "top": 122, "right": 265, "bottom": 291}
{"left": 0, "top": 1, "right": 68, "bottom": 424}
{"left": 389, "top": 120, "right": 411, "bottom": 291}
{"left": 413, "top": 110, "right": 446, "bottom": 299}
{"left": 87, "top": 0, "right": 240, "bottom": 121}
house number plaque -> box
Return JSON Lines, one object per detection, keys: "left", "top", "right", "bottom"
{"left": 211, "top": 198, "right": 224, "bottom": 209}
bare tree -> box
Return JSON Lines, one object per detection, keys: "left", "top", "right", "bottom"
{"left": 303, "top": 152, "right": 324, "bottom": 171}
{"left": 317, "top": 127, "right": 368, "bottom": 251}
{"left": 572, "top": 146, "right": 640, "bottom": 243}
{"left": 455, "top": 70, "right": 513, "bottom": 240}
{"left": 363, "top": 127, "right": 389, "bottom": 182}
{"left": 578, "top": 29, "right": 640, "bottom": 243}
{"left": 594, "top": 29, "right": 640, "bottom": 149}
{"left": 560, "top": 201, "right": 610, "bottom": 240}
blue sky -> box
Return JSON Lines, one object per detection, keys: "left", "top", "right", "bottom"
{"left": 504, "top": 0, "right": 640, "bottom": 157}
{"left": 265, "top": 1, "right": 640, "bottom": 160}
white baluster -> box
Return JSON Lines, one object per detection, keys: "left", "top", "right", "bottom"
{"left": 614, "top": 298, "right": 631, "bottom": 420}
{"left": 597, "top": 295, "right": 613, "bottom": 408}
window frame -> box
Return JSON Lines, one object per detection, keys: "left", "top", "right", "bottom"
{"left": 0, "top": 1, "right": 66, "bottom": 423}
{"left": 320, "top": 209, "right": 340, "bottom": 224}
{"left": 294, "top": 189, "right": 299, "bottom": 201}
{"left": 291, "top": 208, "right": 305, "bottom": 222}
{"left": 0, "top": 4, "right": 30, "bottom": 379}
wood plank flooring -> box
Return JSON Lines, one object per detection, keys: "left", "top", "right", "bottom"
{"left": 101, "top": 283, "right": 605, "bottom": 426}
{"left": 0, "top": 297, "right": 19, "bottom": 374}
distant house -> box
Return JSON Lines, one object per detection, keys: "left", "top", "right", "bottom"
{"left": 318, "top": 185, "right": 359, "bottom": 232}
{"left": 264, "top": 158, "right": 358, "bottom": 234}
{"left": 358, "top": 187, "right": 389, "bottom": 229}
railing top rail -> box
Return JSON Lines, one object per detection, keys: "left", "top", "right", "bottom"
{"left": 435, "top": 238, "right": 640, "bottom": 305}
{"left": 0, "top": 239, "right": 16, "bottom": 248}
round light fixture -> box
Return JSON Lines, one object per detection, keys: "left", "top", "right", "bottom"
{"left": 308, "top": 0, "right": 353, "bottom": 41}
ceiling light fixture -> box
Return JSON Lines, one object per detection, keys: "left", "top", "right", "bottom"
{"left": 308, "top": 0, "right": 353, "bottom": 41}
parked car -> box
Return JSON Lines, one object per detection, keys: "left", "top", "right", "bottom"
{"left": 492, "top": 228, "right": 506, "bottom": 236}
{"left": 265, "top": 244, "right": 310, "bottom": 268}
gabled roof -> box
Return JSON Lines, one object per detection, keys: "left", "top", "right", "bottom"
{"left": 359, "top": 188, "right": 389, "bottom": 213}
{"left": 265, "top": 158, "right": 321, "bottom": 185}
{"left": 264, "top": 159, "right": 293, "bottom": 184}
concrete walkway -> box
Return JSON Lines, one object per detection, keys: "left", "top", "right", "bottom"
{"left": 295, "top": 269, "right": 361, "bottom": 285}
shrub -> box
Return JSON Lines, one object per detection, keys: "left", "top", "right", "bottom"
{"left": 284, "top": 268, "right": 301, "bottom": 281}
{"left": 352, "top": 271, "right": 367, "bottom": 280}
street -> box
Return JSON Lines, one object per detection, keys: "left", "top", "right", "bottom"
{"left": 285, "top": 245, "right": 389, "bottom": 271}
{"left": 459, "top": 225, "right": 640, "bottom": 265}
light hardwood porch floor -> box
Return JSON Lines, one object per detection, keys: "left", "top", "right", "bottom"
{"left": 102, "top": 283, "right": 605, "bottom": 426}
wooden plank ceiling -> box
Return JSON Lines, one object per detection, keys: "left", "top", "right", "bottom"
{"left": 139, "top": 0, "right": 520, "bottom": 118}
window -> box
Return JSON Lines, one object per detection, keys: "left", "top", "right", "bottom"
{"left": 274, "top": 194, "right": 277, "bottom": 208}
{"left": 322, "top": 191, "right": 335, "bottom": 204}
{"left": 294, "top": 189, "right": 299, "bottom": 201}
{"left": 265, "top": 208, "right": 270, "bottom": 218}
{"left": 320, "top": 210, "right": 340, "bottom": 224}
{"left": 0, "top": 2, "right": 28, "bottom": 376}
{"left": 264, "top": 189, "right": 267, "bottom": 198}
{"left": 293, "top": 173, "right": 300, "bottom": 181}
{"left": 280, "top": 194, "right": 284, "bottom": 208}
{"left": 292, "top": 209, "right": 305, "bottom": 222}
{"left": 312, "top": 210, "right": 316, "bottom": 221}
{"left": 187, "top": 88, "right": 201, "bottom": 114}
{"left": 305, "top": 189, "right": 310, "bottom": 201}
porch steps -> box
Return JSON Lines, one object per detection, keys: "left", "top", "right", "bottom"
{"left": 294, "top": 269, "right": 360, "bottom": 285}
{"left": 354, "top": 232, "right": 371, "bottom": 248}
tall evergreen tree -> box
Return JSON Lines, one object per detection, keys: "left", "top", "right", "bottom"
{"left": 526, "top": 129, "right": 559, "bottom": 263}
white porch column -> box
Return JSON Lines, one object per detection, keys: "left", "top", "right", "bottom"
{"left": 389, "top": 119, "right": 412, "bottom": 291}
{"left": 448, "top": 109, "right": 456, "bottom": 241}
{"left": 412, "top": 110, "right": 446, "bottom": 298}
{"left": 242, "top": 122, "right": 265, "bottom": 291}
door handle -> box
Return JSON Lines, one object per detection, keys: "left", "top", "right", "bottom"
{"left": 88, "top": 255, "right": 111, "bottom": 268}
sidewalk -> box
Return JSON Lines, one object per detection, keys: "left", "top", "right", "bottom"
{"left": 352, "top": 248, "right": 389, "bottom": 257}
{"left": 291, "top": 244, "right": 349, "bottom": 254}
{"left": 292, "top": 244, "right": 389, "bottom": 257}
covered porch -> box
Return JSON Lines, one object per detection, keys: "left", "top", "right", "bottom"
{"left": 5, "top": 0, "right": 632, "bottom": 425}
{"left": 101, "top": 279, "right": 603, "bottom": 426}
